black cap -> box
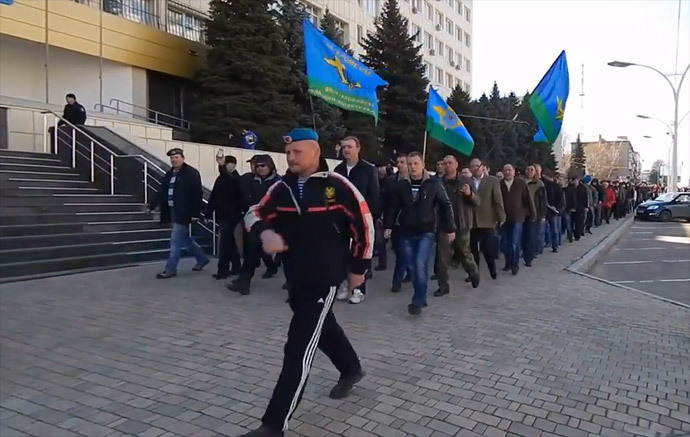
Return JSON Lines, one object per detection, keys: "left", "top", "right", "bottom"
{"left": 246, "top": 154, "right": 259, "bottom": 163}
{"left": 66, "top": 93, "right": 76, "bottom": 99}
{"left": 166, "top": 148, "right": 184, "bottom": 157}
{"left": 224, "top": 155, "right": 237, "bottom": 165}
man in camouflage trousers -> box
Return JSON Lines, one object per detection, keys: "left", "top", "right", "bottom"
{"left": 435, "top": 155, "right": 481, "bottom": 296}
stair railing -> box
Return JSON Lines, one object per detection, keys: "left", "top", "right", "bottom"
{"left": 93, "top": 98, "right": 191, "bottom": 131}
{"left": 41, "top": 111, "right": 218, "bottom": 255}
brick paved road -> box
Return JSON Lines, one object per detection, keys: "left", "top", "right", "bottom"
{"left": 1, "top": 221, "right": 689, "bottom": 437}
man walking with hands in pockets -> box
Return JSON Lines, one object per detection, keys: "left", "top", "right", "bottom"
{"left": 237, "top": 128, "right": 373, "bottom": 437}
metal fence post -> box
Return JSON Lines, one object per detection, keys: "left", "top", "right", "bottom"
{"left": 53, "top": 118, "right": 58, "bottom": 154}
{"left": 90, "top": 141, "right": 95, "bottom": 182}
{"left": 43, "top": 114, "right": 47, "bottom": 153}
{"left": 212, "top": 211, "right": 217, "bottom": 256}
{"left": 143, "top": 161, "right": 148, "bottom": 205}
{"left": 71, "top": 127, "right": 76, "bottom": 168}
{"left": 110, "top": 155, "right": 115, "bottom": 195}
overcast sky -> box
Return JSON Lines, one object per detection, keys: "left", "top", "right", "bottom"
{"left": 472, "top": 0, "right": 690, "bottom": 183}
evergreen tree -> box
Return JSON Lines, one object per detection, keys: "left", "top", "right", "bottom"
{"left": 570, "top": 134, "right": 587, "bottom": 177}
{"left": 360, "top": 0, "right": 428, "bottom": 156}
{"left": 192, "top": 0, "right": 298, "bottom": 151}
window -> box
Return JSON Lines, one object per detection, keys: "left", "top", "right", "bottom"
{"left": 465, "top": 31, "right": 470, "bottom": 47}
{"left": 436, "top": 67, "right": 444, "bottom": 83}
{"left": 424, "top": 1, "right": 433, "bottom": 20}
{"left": 166, "top": 6, "right": 205, "bottom": 43}
{"left": 424, "top": 31, "right": 433, "bottom": 49}
{"left": 436, "top": 10, "right": 444, "bottom": 27}
{"left": 465, "top": 57, "right": 471, "bottom": 72}
{"left": 456, "top": 52, "right": 463, "bottom": 66}
{"left": 424, "top": 62, "right": 433, "bottom": 80}
{"left": 464, "top": 5, "right": 471, "bottom": 22}
{"left": 456, "top": 0, "right": 462, "bottom": 15}
{"left": 447, "top": 0, "right": 454, "bottom": 7}
{"left": 104, "top": 0, "right": 156, "bottom": 27}
{"left": 365, "top": 0, "right": 377, "bottom": 15}
{"left": 464, "top": 82, "right": 471, "bottom": 94}
{"left": 675, "top": 194, "right": 690, "bottom": 204}
{"left": 357, "top": 25, "right": 363, "bottom": 43}
{"left": 412, "top": 0, "right": 420, "bottom": 9}
{"left": 333, "top": 17, "right": 347, "bottom": 41}
{"left": 436, "top": 39, "right": 444, "bottom": 57}
{"left": 301, "top": 2, "right": 320, "bottom": 26}
{"left": 456, "top": 77, "right": 462, "bottom": 89}
{"left": 410, "top": 24, "right": 421, "bottom": 42}
{"left": 446, "top": 72, "right": 453, "bottom": 88}
{"left": 456, "top": 25, "right": 462, "bottom": 42}
{"left": 357, "top": 0, "right": 362, "bottom": 6}
{"left": 446, "top": 18, "right": 453, "bottom": 35}
{"left": 447, "top": 45, "right": 453, "bottom": 63}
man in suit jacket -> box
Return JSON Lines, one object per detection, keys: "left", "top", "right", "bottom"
{"left": 334, "top": 136, "right": 380, "bottom": 304}
{"left": 469, "top": 159, "right": 506, "bottom": 280}
{"left": 500, "top": 164, "right": 536, "bottom": 275}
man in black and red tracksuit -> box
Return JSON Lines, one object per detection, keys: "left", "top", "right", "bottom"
{"left": 237, "top": 128, "right": 373, "bottom": 437}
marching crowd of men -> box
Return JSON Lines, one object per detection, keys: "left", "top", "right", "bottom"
{"left": 149, "top": 136, "right": 633, "bottom": 317}
{"left": 147, "top": 129, "right": 635, "bottom": 437}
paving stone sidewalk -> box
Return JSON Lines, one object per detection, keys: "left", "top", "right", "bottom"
{"left": 1, "top": 220, "right": 689, "bottom": 437}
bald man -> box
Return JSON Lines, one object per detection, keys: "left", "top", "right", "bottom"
{"left": 239, "top": 128, "right": 373, "bottom": 437}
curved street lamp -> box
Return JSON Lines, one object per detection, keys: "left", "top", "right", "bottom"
{"left": 608, "top": 60, "right": 690, "bottom": 191}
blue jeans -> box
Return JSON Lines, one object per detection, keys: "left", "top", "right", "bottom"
{"left": 501, "top": 222, "right": 523, "bottom": 269}
{"left": 392, "top": 232, "right": 413, "bottom": 287}
{"left": 400, "top": 233, "right": 435, "bottom": 308}
{"left": 544, "top": 215, "right": 560, "bottom": 250}
{"left": 537, "top": 220, "right": 546, "bottom": 255}
{"left": 165, "top": 221, "right": 209, "bottom": 274}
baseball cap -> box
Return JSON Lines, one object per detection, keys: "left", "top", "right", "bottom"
{"left": 166, "top": 148, "right": 184, "bottom": 157}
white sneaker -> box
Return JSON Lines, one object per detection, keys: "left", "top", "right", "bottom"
{"left": 349, "top": 289, "right": 365, "bottom": 304}
{"left": 336, "top": 283, "right": 350, "bottom": 301}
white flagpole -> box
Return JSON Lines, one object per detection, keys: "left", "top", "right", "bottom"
{"left": 422, "top": 131, "right": 428, "bottom": 163}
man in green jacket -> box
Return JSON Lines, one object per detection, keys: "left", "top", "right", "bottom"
{"left": 524, "top": 165, "right": 547, "bottom": 266}
{"left": 435, "top": 155, "right": 481, "bottom": 295}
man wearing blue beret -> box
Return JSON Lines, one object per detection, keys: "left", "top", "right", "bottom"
{"left": 237, "top": 128, "right": 374, "bottom": 437}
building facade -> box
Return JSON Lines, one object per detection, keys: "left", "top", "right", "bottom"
{"left": 576, "top": 136, "right": 641, "bottom": 182}
{"left": 299, "top": 0, "right": 473, "bottom": 97}
{"left": 0, "top": 0, "right": 472, "bottom": 122}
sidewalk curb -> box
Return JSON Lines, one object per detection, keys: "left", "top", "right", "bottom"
{"left": 566, "top": 217, "right": 690, "bottom": 310}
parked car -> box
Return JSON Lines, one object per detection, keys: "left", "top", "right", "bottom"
{"left": 636, "top": 192, "right": 690, "bottom": 221}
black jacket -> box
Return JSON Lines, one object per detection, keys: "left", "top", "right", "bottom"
{"left": 241, "top": 172, "right": 281, "bottom": 212}
{"left": 59, "top": 102, "right": 86, "bottom": 126}
{"left": 564, "top": 184, "right": 578, "bottom": 211}
{"left": 150, "top": 163, "right": 203, "bottom": 226}
{"left": 334, "top": 159, "right": 381, "bottom": 219}
{"left": 246, "top": 171, "right": 374, "bottom": 290}
{"left": 205, "top": 167, "right": 243, "bottom": 222}
{"left": 543, "top": 178, "right": 564, "bottom": 217}
{"left": 385, "top": 173, "right": 456, "bottom": 236}
{"left": 576, "top": 184, "right": 590, "bottom": 211}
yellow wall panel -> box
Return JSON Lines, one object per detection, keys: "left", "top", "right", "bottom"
{"left": 1, "top": 0, "right": 204, "bottom": 79}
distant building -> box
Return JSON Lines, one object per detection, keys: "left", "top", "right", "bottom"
{"left": 573, "top": 136, "right": 641, "bottom": 181}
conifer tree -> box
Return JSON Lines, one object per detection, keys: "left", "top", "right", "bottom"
{"left": 192, "top": 0, "right": 298, "bottom": 151}
{"left": 570, "top": 134, "right": 587, "bottom": 177}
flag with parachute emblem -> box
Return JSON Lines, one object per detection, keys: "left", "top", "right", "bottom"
{"left": 425, "top": 87, "right": 474, "bottom": 156}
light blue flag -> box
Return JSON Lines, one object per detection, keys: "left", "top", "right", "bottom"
{"left": 303, "top": 19, "right": 388, "bottom": 121}
{"left": 529, "top": 51, "right": 569, "bottom": 143}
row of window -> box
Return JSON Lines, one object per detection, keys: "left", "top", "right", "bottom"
{"left": 409, "top": 0, "right": 471, "bottom": 23}
{"left": 410, "top": 22, "right": 470, "bottom": 50}
{"left": 424, "top": 62, "right": 471, "bottom": 93}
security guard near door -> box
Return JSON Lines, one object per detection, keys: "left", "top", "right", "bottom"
{"left": 237, "top": 128, "right": 374, "bottom": 437}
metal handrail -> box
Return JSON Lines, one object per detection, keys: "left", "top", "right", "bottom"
{"left": 98, "top": 98, "right": 191, "bottom": 131}
{"left": 42, "top": 111, "right": 218, "bottom": 253}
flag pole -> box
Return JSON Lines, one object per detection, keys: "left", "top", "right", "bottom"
{"left": 422, "top": 131, "right": 428, "bottom": 163}
{"left": 309, "top": 95, "right": 318, "bottom": 130}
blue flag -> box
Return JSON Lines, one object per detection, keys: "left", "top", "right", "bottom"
{"left": 303, "top": 19, "right": 388, "bottom": 121}
{"left": 426, "top": 87, "right": 475, "bottom": 156}
{"left": 529, "top": 51, "right": 569, "bottom": 144}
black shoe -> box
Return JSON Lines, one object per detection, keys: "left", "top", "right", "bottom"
{"left": 261, "top": 269, "right": 277, "bottom": 279}
{"left": 511, "top": 266, "right": 519, "bottom": 275}
{"left": 329, "top": 371, "right": 365, "bottom": 399}
{"left": 237, "top": 425, "right": 283, "bottom": 437}
{"left": 227, "top": 275, "right": 251, "bottom": 295}
{"left": 470, "top": 273, "right": 480, "bottom": 288}
{"left": 192, "top": 259, "right": 210, "bottom": 271}
{"left": 434, "top": 288, "right": 449, "bottom": 297}
{"left": 229, "top": 268, "right": 242, "bottom": 277}
{"left": 464, "top": 276, "right": 471, "bottom": 282}
{"left": 156, "top": 271, "right": 176, "bottom": 279}
{"left": 552, "top": 248, "right": 558, "bottom": 253}
{"left": 391, "top": 284, "right": 401, "bottom": 293}
{"left": 488, "top": 265, "right": 497, "bottom": 280}
{"left": 374, "top": 265, "right": 387, "bottom": 271}
{"left": 430, "top": 274, "right": 437, "bottom": 280}
{"left": 525, "top": 261, "right": 532, "bottom": 267}
{"left": 281, "top": 282, "right": 289, "bottom": 290}
{"left": 408, "top": 304, "right": 422, "bottom": 315}
{"left": 502, "top": 265, "right": 510, "bottom": 272}
{"left": 587, "top": 230, "right": 593, "bottom": 235}
{"left": 212, "top": 272, "right": 229, "bottom": 280}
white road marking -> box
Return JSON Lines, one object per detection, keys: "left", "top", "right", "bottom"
{"left": 658, "top": 278, "right": 690, "bottom": 283}
{"left": 613, "top": 280, "right": 637, "bottom": 284}
{"left": 630, "top": 231, "right": 653, "bottom": 234}
{"left": 615, "top": 247, "right": 667, "bottom": 251}
{"left": 639, "top": 280, "right": 655, "bottom": 283}
{"left": 603, "top": 261, "right": 652, "bottom": 265}
{"left": 655, "top": 236, "right": 690, "bottom": 245}
{"left": 661, "top": 259, "right": 690, "bottom": 263}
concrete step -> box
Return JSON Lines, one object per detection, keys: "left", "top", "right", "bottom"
{"left": 0, "top": 228, "right": 172, "bottom": 250}
{"left": 0, "top": 203, "right": 144, "bottom": 215}
{"left": 1, "top": 177, "right": 95, "bottom": 189}
{"left": 0, "top": 155, "right": 65, "bottom": 165}
{"left": 0, "top": 150, "right": 58, "bottom": 159}
{"left": 0, "top": 194, "right": 137, "bottom": 206}
{"left": 0, "top": 162, "right": 76, "bottom": 173}
{"left": 0, "top": 169, "right": 85, "bottom": 180}
{"left": 0, "top": 219, "right": 162, "bottom": 237}
{"left": 1, "top": 186, "right": 106, "bottom": 196}
{"left": 0, "top": 211, "right": 154, "bottom": 226}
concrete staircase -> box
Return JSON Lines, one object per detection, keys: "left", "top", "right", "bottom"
{"left": 0, "top": 149, "right": 211, "bottom": 282}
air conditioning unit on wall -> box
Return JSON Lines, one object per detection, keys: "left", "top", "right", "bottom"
{"left": 412, "top": 6, "right": 419, "bottom": 14}
{"left": 450, "top": 61, "right": 456, "bottom": 67}
{"left": 435, "top": 24, "right": 442, "bottom": 31}
{"left": 429, "top": 49, "right": 436, "bottom": 56}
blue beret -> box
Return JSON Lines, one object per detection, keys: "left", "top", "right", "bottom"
{"left": 582, "top": 175, "right": 592, "bottom": 183}
{"left": 284, "top": 128, "right": 319, "bottom": 143}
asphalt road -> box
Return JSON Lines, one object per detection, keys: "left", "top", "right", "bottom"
{"left": 590, "top": 219, "right": 690, "bottom": 305}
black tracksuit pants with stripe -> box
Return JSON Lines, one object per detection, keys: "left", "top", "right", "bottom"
{"left": 262, "top": 285, "right": 361, "bottom": 432}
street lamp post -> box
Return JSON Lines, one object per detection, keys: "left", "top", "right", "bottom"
{"left": 608, "top": 61, "right": 690, "bottom": 192}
